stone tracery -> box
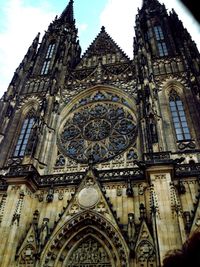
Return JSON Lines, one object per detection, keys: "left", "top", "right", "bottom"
{"left": 58, "top": 90, "right": 137, "bottom": 164}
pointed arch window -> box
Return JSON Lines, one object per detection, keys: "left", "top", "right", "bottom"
{"left": 154, "top": 26, "right": 164, "bottom": 40}
{"left": 41, "top": 42, "right": 56, "bottom": 75}
{"left": 14, "top": 116, "right": 36, "bottom": 157}
{"left": 154, "top": 25, "right": 168, "bottom": 57}
{"left": 169, "top": 90, "right": 191, "bottom": 141}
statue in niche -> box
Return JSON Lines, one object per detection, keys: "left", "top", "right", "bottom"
{"left": 52, "top": 100, "right": 59, "bottom": 113}
{"left": 39, "top": 97, "right": 47, "bottom": 116}
{"left": 6, "top": 103, "right": 14, "bottom": 118}
{"left": 149, "top": 115, "right": 158, "bottom": 144}
{"left": 128, "top": 213, "right": 136, "bottom": 243}
{"left": 46, "top": 185, "right": 54, "bottom": 202}
{"left": 39, "top": 218, "right": 49, "bottom": 247}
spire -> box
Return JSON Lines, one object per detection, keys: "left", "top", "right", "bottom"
{"left": 142, "top": 0, "right": 163, "bottom": 11}
{"left": 59, "top": 0, "right": 74, "bottom": 24}
{"left": 142, "top": 0, "right": 160, "bottom": 6}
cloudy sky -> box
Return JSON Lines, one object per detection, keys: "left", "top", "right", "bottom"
{"left": 0, "top": 0, "right": 199, "bottom": 98}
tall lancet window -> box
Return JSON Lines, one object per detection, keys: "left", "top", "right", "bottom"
{"left": 14, "top": 115, "right": 36, "bottom": 157}
{"left": 41, "top": 42, "right": 56, "bottom": 75}
{"left": 169, "top": 90, "right": 191, "bottom": 141}
{"left": 154, "top": 25, "right": 168, "bottom": 57}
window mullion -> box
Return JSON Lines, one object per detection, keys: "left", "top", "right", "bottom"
{"left": 14, "top": 117, "right": 35, "bottom": 157}
{"left": 175, "top": 101, "right": 184, "bottom": 138}
{"left": 19, "top": 119, "right": 30, "bottom": 155}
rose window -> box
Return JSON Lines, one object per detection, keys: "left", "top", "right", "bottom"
{"left": 58, "top": 97, "right": 137, "bottom": 164}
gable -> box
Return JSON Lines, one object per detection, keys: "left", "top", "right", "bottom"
{"left": 77, "top": 26, "right": 130, "bottom": 69}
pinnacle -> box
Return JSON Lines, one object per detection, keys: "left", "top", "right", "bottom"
{"left": 59, "top": 0, "right": 75, "bottom": 24}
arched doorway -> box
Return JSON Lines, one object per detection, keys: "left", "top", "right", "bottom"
{"left": 40, "top": 211, "right": 129, "bottom": 267}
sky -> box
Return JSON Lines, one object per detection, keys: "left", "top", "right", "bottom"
{"left": 0, "top": 0, "right": 199, "bottom": 98}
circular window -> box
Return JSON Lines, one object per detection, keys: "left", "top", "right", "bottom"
{"left": 58, "top": 91, "right": 137, "bottom": 164}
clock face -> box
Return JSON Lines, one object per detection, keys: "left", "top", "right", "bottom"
{"left": 58, "top": 90, "right": 137, "bottom": 164}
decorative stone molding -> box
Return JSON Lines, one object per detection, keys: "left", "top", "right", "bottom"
{"left": 154, "top": 174, "right": 166, "bottom": 180}
{"left": 0, "top": 194, "right": 7, "bottom": 225}
{"left": 40, "top": 211, "right": 129, "bottom": 267}
{"left": 11, "top": 191, "right": 25, "bottom": 226}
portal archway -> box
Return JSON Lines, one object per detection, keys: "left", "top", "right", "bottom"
{"left": 40, "top": 211, "right": 129, "bottom": 267}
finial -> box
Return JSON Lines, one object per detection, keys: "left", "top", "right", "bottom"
{"left": 101, "top": 26, "right": 105, "bottom": 32}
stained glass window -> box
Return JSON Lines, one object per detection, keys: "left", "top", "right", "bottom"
{"left": 14, "top": 117, "right": 35, "bottom": 157}
{"left": 154, "top": 26, "right": 168, "bottom": 57}
{"left": 154, "top": 26, "right": 164, "bottom": 40}
{"left": 41, "top": 43, "right": 55, "bottom": 75}
{"left": 158, "top": 42, "right": 168, "bottom": 56}
{"left": 169, "top": 91, "right": 191, "bottom": 141}
{"left": 58, "top": 92, "right": 137, "bottom": 164}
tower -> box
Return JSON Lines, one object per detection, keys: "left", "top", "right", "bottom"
{"left": 0, "top": 0, "right": 200, "bottom": 266}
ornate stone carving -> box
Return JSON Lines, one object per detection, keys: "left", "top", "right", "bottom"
{"left": 96, "top": 199, "right": 107, "bottom": 213}
{"left": 150, "top": 184, "right": 159, "bottom": 215}
{"left": 136, "top": 240, "right": 155, "bottom": 262}
{"left": 69, "top": 204, "right": 80, "bottom": 214}
{"left": 18, "top": 245, "right": 36, "bottom": 266}
{"left": 55, "top": 154, "right": 65, "bottom": 167}
{"left": 11, "top": 191, "right": 24, "bottom": 226}
{"left": 58, "top": 190, "right": 64, "bottom": 200}
{"left": 170, "top": 183, "right": 182, "bottom": 215}
{"left": 0, "top": 194, "right": 7, "bottom": 225}
{"left": 67, "top": 237, "right": 111, "bottom": 266}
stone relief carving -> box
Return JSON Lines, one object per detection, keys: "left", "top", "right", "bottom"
{"left": 18, "top": 245, "right": 36, "bottom": 266}
{"left": 136, "top": 240, "right": 155, "bottom": 264}
{"left": 67, "top": 237, "right": 112, "bottom": 266}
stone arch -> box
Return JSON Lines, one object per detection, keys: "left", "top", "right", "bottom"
{"left": 158, "top": 76, "right": 189, "bottom": 94}
{"left": 157, "top": 78, "right": 195, "bottom": 151}
{"left": 160, "top": 79, "right": 191, "bottom": 122}
{"left": 6, "top": 99, "right": 38, "bottom": 162}
{"left": 162, "top": 79, "right": 185, "bottom": 98}
{"left": 40, "top": 210, "right": 130, "bottom": 267}
{"left": 17, "top": 95, "right": 41, "bottom": 114}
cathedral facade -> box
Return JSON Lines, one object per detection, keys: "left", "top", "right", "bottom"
{"left": 0, "top": 0, "right": 200, "bottom": 266}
